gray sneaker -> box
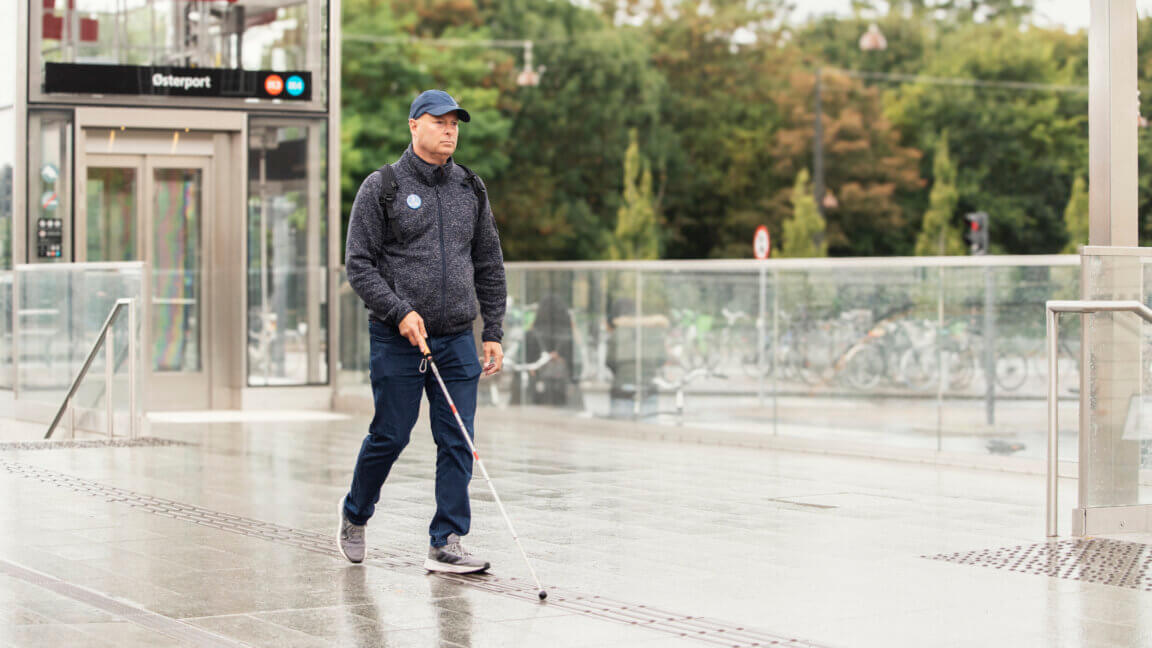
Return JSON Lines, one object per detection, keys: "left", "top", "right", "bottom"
{"left": 424, "top": 534, "right": 489, "bottom": 574}
{"left": 337, "top": 497, "right": 365, "bottom": 563}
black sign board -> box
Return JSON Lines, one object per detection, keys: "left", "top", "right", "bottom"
{"left": 44, "top": 63, "right": 312, "bottom": 102}
{"left": 37, "top": 217, "right": 63, "bottom": 259}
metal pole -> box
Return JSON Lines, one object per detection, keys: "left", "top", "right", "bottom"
{"left": 105, "top": 330, "right": 114, "bottom": 439}
{"left": 813, "top": 67, "right": 825, "bottom": 219}
{"left": 1047, "top": 306, "right": 1059, "bottom": 537}
{"left": 984, "top": 267, "right": 995, "bottom": 425}
{"left": 259, "top": 149, "right": 270, "bottom": 386}
{"left": 634, "top": 270, "right": 643, "bottom": 418}
{"left": 758, "top": 265, "right": 766, "bottom": 406}
{"left": 772, "top": 269, "right": 779, "bottom": 436}
{"left": 129, "top": 297, "right": 137, "bottom": 439}
{"left": 936, "top": 266, "right": 944, "bottom": 451}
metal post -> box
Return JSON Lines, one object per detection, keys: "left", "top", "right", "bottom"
{"left": 757, "top": 265, "right": 766, "bottom": 406}
{"left": 772, "top": 269, "right": 779, "bottom": 436}
{"left": 128, "top": 297, "right": 137, "bottom": 439}
{"left": 936, "top": 266, "right": 944, "bottom": 451}
{"left": 1089, "top": 0, "right": 1139, "bottom": 247}
{"left": 634, "top": 270, "right": 643, "bottom": 418}
{"left": 259, "top": 149, "right": 270, "bottom": 385}
{"left": 813, "top": 67, "right": 825, "bottom": 219}
{"left": 984, "top": 267, "right": 995, "bottom": 425}
{"left": 105, "top": 330, "right": 114, "bottom": 438}
{"left": 1047, "top": 306, "right": 1059, "bottom": 537}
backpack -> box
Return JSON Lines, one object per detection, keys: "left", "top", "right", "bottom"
{"left": 375, "top": 163, "right": 486, "bottom": 243}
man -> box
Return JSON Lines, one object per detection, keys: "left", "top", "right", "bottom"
{"left": 338, "top": 89, "right": 506, "bottom": 574}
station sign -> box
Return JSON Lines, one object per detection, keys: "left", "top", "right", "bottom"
{"left": 44, "top": 63, "right": 312, "bottom": 102}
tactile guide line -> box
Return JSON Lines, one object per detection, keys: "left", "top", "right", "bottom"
{"left": 0, "top": 437, "right": 193, "bottom": 451}
{"left": 1, "top": 459, "right": 834, "bottom": 648}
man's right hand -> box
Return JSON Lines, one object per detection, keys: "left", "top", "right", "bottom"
{"left": 398, "top": 311, "right": 428, "bottom": 349}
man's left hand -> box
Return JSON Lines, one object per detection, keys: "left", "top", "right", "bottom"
{"left": 482, "top": 342, "right": 503, "bottom": 376}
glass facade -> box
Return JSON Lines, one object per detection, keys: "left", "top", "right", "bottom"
{"left": 247, "top": 118, "right": 328, "bottom": 385}
{"left": 33, "top": 0, "right": 328, "bottom": 107}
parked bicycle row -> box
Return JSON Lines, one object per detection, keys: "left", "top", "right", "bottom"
{"left": 492, "top": 298, "right": 1108, "bottom": 404}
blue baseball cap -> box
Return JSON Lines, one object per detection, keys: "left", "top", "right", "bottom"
{"left": 408, "top": 89, "right": 471, "bottom": 122}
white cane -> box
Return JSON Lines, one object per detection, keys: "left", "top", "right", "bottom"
{"left": 418, "top": 338, "right": 548, "bottom": 601}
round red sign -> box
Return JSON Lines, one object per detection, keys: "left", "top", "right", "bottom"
{"left": 264, "top": 74, "right": 284, "bottom": 96}
{"left": 753, "top": 225, "right": 770, "bottom": 260}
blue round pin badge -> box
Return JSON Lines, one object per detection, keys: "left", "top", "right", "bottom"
{"left": 406, "top": 194, "right": 422, "bottom": 209}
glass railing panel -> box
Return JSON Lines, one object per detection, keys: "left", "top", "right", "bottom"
{"left": 13, "top": 262, "right": 144, "bottom": 435}
{"left": 632, "top": 268, "right": 761, "bottom": 425}
{"left": 336, "top": 267, "right": 366, "bottom": 398}
{"left": 247, "top": 266, "right": 329, "bottom": 386}
{"left": 934, "top": 261, "right": 1080, "bottom": 459}
{"left": 0, "top": 270, "right": 11, "bottom": 391}
{"left": 335, "top": 256, "right": 1086, "bottom": 459}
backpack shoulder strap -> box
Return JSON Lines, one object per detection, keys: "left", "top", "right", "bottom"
{"left": 455, "top": 162, "right": 486, "bottom": 211}
{"left": 375, "top": 164, "right": 399, "bottom": 216}
{"left": 374, "top": 163, "right": 404, "bottom": 242}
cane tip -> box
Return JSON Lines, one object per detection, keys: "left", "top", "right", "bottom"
{"left": 538, "top": 590, "right": 548, "bottom": 601}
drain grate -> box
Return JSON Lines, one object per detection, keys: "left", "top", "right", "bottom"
{"left": 924, "top": 538, "right": 1152, "bottom": 591}
{"left": 0, "top": 437, "right": 193, "bottom": 451}
{"left": 0, "top": 459, "right": 833, "bottom": 648}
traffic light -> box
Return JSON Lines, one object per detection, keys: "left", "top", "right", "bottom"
{"left": 965, "top": 211, "right": 989, "bottom": 255}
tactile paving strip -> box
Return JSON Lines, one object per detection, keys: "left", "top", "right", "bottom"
{"left": 0, "top": 459, "right": 832, "bottom": 648}
{"left": 0, "top": 437, "right": 192, "bottom": 451}
{"left": 924, "top": 538, "right": 1152, "bottom": 590}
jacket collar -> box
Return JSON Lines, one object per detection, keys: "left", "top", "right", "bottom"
{"left": 401, "top": 145, "right": 455, "bottom": 187}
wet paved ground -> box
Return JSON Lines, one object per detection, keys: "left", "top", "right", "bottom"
{"left": 1, "top": 405, "right": 1150, "bottom": 647}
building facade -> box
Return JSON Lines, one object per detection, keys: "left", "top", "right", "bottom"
{"left": 3, "top": 0, "right": 342, "bottom": 411}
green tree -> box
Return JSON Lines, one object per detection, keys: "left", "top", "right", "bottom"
{"left": 472, "top": 0, "right": 674, "bottom": 260}
{"left": 340, "top": 0, "right": 513, "bottom": 249}
{"left": 644, "top": 0, "right": 791, "bottom": 258}
{"left": 610, "top": 130, "right": 660, "bottom": 260}
{"left": 1062, "top": 176, "right": 1088, "bottom": 253}
{"left": 781, "top": 169, "right": 827, "bottom": 258}
{"left": 914, "top": 132, "right": 965, "bottom": 255}
{"left": 769, "top": 68, "right": 923, "bottom": 256}
{"left": 885, "top": 22, "right": 1086, "bottom": 254}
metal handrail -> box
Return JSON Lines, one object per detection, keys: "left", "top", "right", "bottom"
{"left": 44, "top": 298, "right": 138, "bottom": 440}
{"left": 1045, "top": 300, "right": 1152, "bottom": 537}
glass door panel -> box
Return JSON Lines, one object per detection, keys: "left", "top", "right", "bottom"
{"left": 86, "top": 167, "right": 139, "bottom": 262}
{"left": 150, "top": 166, "right": 203, "bottom": 373}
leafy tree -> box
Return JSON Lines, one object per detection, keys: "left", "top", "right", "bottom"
{"left": 914, "top": 132, "right": 965, "bottom": 255}
{"left": 340, "top": 0, "right": 513, "bottom": 250}
{"left": 644, "top": 0, "right": 791, "bottom": 258}
{"left": 885, "top": 22, "right": 1086, "bottom": 254}
{"left": 769, "top": 69, "right": 923, "bottom": 256}
{"left": 610, "top": 130, "right": 660, "bottom": 260}
{"left": 781, "top": 169, "right": 827, "bottom": 258}
{"left": 475, "top": 0, "right": 669, "bottom": 260}
{"left": 1062, "top": 176, "right": 1088, "bottom": 253}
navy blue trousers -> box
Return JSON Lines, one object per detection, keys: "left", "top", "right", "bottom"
{"left": 344, "top": 320, "right": 481, "bottom": 547}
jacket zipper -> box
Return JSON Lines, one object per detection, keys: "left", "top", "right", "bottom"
{"left": 435, "top": 184, "right": 448, "bottom": 332}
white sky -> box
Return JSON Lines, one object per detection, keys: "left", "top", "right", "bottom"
{"left": 793, "top": 0, "right": 1152, "bottom": 32}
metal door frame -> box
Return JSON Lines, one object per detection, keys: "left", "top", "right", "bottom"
{"left": 74, "top": 108, "right": 246, "bottom": 409}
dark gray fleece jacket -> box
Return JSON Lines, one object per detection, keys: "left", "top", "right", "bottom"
{"left": 345, "top": 146, "right": 507, "bottom": 342}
